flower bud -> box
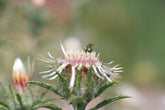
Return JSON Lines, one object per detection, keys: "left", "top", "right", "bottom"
{"left": 12, "top": 58, "right": 29, "bottom": 91}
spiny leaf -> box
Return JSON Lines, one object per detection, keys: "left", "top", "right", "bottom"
{"left": 28, "top": 81, "right": 63, "bottom": 98}
{"left": 94, "top": 81, "right": 118, "bottom": 98}
{"left": 33, "top": 104, "right": 62, "bottom": 110}
{"left": 86, "top": 67, "right": 93, "bottom": 90}
{"left": 0, "top": 100, "right": 10, "bottom": 109}
{"left": 75, "top": 70, "right": 81, "bottom": 95}
{"left": 56, "top": 72, "right": 70, "bottom": 98}
{"left": 40, "top": 89, "right": 48, "bottom": 99}
{"left": 90, "top": 96, "right": 131, "bottom": 110}
{"left": 32, "top": 100, "right": 42, "bottom": 107}
{"left": 83, "top": 67, "right": 94, "bottom": 103}
{"left": 32, "top": 98, "right": 55, "bottom": 107}
{"left": 8, "top": 83, "right": 16, "bottom": 109}
{"left": 16, "top": 93, "right": 24, "bottom": 110}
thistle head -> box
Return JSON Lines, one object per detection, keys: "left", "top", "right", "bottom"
{"left": 39, "top": 42, "right": 123, "bottom": 89}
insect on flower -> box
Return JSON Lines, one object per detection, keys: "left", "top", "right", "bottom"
{"left": 84, "top": 43, "right": 94, "bottom": 53}
{"left": 12, "top": 57, "right": 34, "bottom": 92}
{"left": 39, "top": 41, "right": 123, "bottom": 88}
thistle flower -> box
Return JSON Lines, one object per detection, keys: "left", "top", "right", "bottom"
{"left": 39, "top": 42, "right": 123, "bottom": 88}
{"left": 12, "top": 57, "right": 34, "bottom": 91}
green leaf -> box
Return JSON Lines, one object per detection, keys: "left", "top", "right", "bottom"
{"left": 90, "top": 96, "right": 131, "bottom": 110}
{"left": 8, "top": 83, "right": 16, "bottom": 109}
{"left": 0, "top": 83, "right": 8, "bottom": 99}
{"left": 40, "top": 89, "right": 48, "bottom": 99}
{"left": 83, "top": 67, "right": 94, "bottom": 103}
{"left": 32, "top": 98, "right": 55, "bottom": 107}
{"left": 27, "top": 81, "right": 63, "bottom": 98}
{"left": 0, "top": 83, "right": 6, "bottom": 94}
{"left": 74, "top": 70, "right": 81, "bottom": 95}
{"left": 41, "top": 98, "right": 56, "bottom": 103}
{"left": 94, "top": 81, "right": 117, "bottom": 98}
{"left": 33, "top": 104, "right": 62, "bottom": 110}
{"left": 86, "top": 67, "right": 93, "bottom": 90}
{"left": 69, "top": 96, "right": 86, "bottom": 104}
{"left": 32, "top": 100, "right": 42, "bottom": 107}
{"left": 56, "top": 72, "right": 70, "bottom": 98}
{"left": 29, "top": 84, "right": 35, "bottom": 102}
{"left": 16, "top": 93, "right": 24, "bottom": 110}
{"left": 0, "top": 100, "right": 10, "bottom": 109}
{"left": 0, "top": 107, "right": 8, "bottom": 110}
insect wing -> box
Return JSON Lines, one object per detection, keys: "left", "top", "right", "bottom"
{"left": 88, "top": 43, "right": 94, "bottom": 47}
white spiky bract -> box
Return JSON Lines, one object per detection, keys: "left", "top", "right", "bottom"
{"left": 40, "top": 42, "right": 123, "bottom": 88}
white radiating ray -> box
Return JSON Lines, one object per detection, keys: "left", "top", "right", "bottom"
{"left": 92, "top": 65, "right": 104, "bottom": 80}
{"left": 37, "top": 58, "right": 55, "bottom": 63}
{"left": 42, "top": 71, "right": 56, "bottom": 78}
{"left": 57, "top": 63, "right": 69, "bottom": 73}
{"left": 39, "top": 68, "right": 54, "bottom": 74}
{"left": 60, "top": 41, "right": 68, "bottom": 57}
{"left": 69, "top": 66, "right": 76, "bottom": 88}
{"left": 48, "top": 75, "right": 58, "bottom": 80}
{"left": 97, "top": 65, "right": 112, "bottom": 82}
{"left": 48, "top": 52, "right": 55, "bottom": 59}
{"left": 39, "top": 54, "right": 55, "bottom": 62}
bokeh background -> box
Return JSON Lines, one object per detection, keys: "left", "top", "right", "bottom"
{"left": 0, "top": 0, "right": 165, "bottom": 110}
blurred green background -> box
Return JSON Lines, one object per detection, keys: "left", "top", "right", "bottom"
{"left": 0, "top": 0, "right": 165, "bottom": 110}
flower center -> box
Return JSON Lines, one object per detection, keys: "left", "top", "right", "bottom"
{"left": 65, "top": 49, "right": 99, "bottom": 66}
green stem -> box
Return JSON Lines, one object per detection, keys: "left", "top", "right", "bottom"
{"left": 72, "top": 103, "right": 86, "bottom": 110}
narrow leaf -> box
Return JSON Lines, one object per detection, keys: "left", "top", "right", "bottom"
{"left": 86, "top": 67, "right": 93, "bottom": 90}
{"left": 29, "top": 84, "right": 35, "bottom": 102}
{"left": 34, "top": 104, "right": 62, "bottom": 110}
{"left": 40, "top": 89, "right": 48, "bottom": 99}
{"left": 0, "top": 83, "right": 7, "bottom": 95}
{"left": 94, "top": 81, "right": 117, "bottom": 98}
{"left": 0, "top": 100, "right": 10, "bottom": 109}
{"left": 90, "top": 96, "right": 131, "bottom": 110}
{"left": 83, "top": 67, "right": 94, "bottom": 103}
{"left": 8, "top": 83, "right": 16, "bottom": 109}
{"left": 16, "top": 93, "right": 24, "bottom": 110}
{"left": 27, "top": 81, "right": 63, "bottom": 97}
{"left": 32, "top": 98, "right": 55, "bottom": 107}
{"left": 57, "top": 72, "right": 70, "bottom": 98}
{"left": 74, "top": 70, "right": 81, "bottom": 95}
{"left": 0, "top": 83, "right": 8, "bottom": 100}
{"left": 32, "top": 100, "right": 42, "bottom": 107}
